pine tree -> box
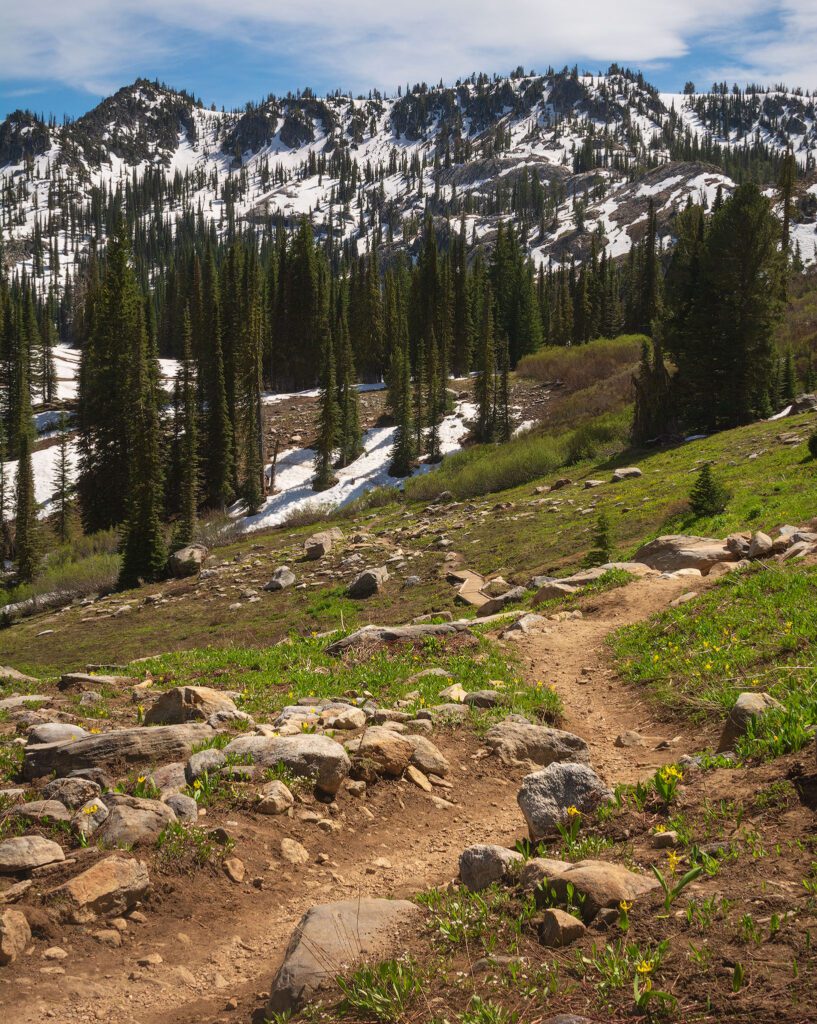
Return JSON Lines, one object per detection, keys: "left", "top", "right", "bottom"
{"left": 585, "top": 510, "right": 613, "bottom": 567}
{"left": 14, "top": 428, "right": 40, "bottom": 583}
{"left": 52, "top": 410, "right": 75, "bottom": 544}
{"left": 336, "top": 298, "right": 362, "bottom": 468}
{"left": 782, "top": 350, "right": 797, "bottom": 404}
{"left": 496, "top": 331, "right": 511, "bottom": 442}
{"left": 0, "top": 417, "right": 10, "bottom": 562}
{"left": 475, "top": 285, "right": 496, "bottom": 443}
{"left": 389, "top": 338, "right": 415, "bottom": 477}
{"left": 689, "top": 463, "right": 729, "bottom": 517}
{"left": 632, "top": 331, "right": 674, "bottom": 443}
{"left": 426, "top": 333, "right": 441, "bottom": 462}
{"left": 313, "top": 307, "right": 339, "bottom": 492}
{"left": 173, "top": 308, "right": 199, "bottom": 548}
{"left": 201, "top": 249, "right": 234, "bottom": 511}
{"left": 414, "top": 340, "right": 427, "bottom": 453}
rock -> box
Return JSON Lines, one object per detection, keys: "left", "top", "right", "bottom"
{"left": 163, "top": 793, "right": 198, "bottom": 823}
{"left": 144, "top": 687, "right": 238, "bottom": 726}
{"left": 355, "top": 727, "right": 414, "bottom": 779}
{"left": 321, "top": 706, "right": 367, "bottom": 730}
{"left": 96, "top": 794, "right": 177, "bottom": 846}
{"left": 717, "top": 692, "right": 782, "bottom": 752}
{"left": 459, "top": 844, "right": 523, "bottom": 891}
{"left": 27, "top": 723, "right": 87, "bottom": 746}
{"left": 485, "top": 721, "right": 590, "bottom": 768}
{"left": 406, "top": 765, "right": 432, "bottom": 791}
{"left": 23, "top": 724, "right": 214, "bottom": 781}
{"left": 463, "top": 689, "right": 503, "bottom": 708}
{"left": 0, "top": 908, "right": 31, "bottom": 965}
{"left": 149, "top": 761, "right": 187, "bottom": 794}
{"left": 280, "top": 838, "right": 310, "bottom": 865}
{"left": 326, "top": 622, "right": 471, "bottom": 655}
{"left": 265, "top": 566, "right": 296, "bottom": 591}
{"left": 438, "top": 682, "right": 467, "bottom": 702}
{"left": 614, "top": 731, "right": 645, "bottom": 748}
{"left": 789, "top": 393, "right": 817, "bottom": 414}
{"left": 517, "top": 763, "right": 613, "bottom": 840}
{"left": 304, "top": 529, "right": 343, "bottom": 560}
{"left": 0, "top": 836, "right": 65, "bottom": 875}
{"left": 223, "top": 857, "right": 245, "bottom": 883}
{"left": 477, "top": 586, "right": 527, "bottom": 617}
{"left": 224, "top": 734, "right": 350, "bottom": 795}
{"left": 185, "top": 747, "right": 227, "bottom": 782}
{"left": 48, "top": 856, "right": 149, "bottom": 923}
{"left": 405, "top": 735, "right": 449, "bottom": 777}
{"left": 538, "top": 907, "right": 587, "bottom": 947}
{"left": 584, "top": 479, "right": 604, "bottom": 489}
{"left": 0, "top": 666, "right": 39, "bottom": 685}
{"left": 551, "top": 478, "right": 572, "bottom": 490}
{"left": 518, "top": 857, "right": 574, "bottom": 891}
{"left": 542, "top": 860, "right": 660, "bottom": 922}
{"left": 42, "top": 777, "right": 101, "bottom": 809}
{"left": 10, "top": 800, "right": 72, "bottom": 824}
{"left": 256, "top": 780, "right": 294, "bottom": 815}
{"left": 169, "top": 544, "right": 208, "bottom": 577}
{"left": 632, "top": 535, "right": 736, "bottom": 575}
{"left": 748, "top": 531, "right": 774, "bottom": 559}
{"left": 532, "top": 582, "right": 578, "bottom": 603}
{"left": 58, "top": 672, "right": 134, "bottom": 692}
{"left": 72, "top": 798, "right": 109, "bottom": 836}
{"left": 267, "top": 898, "right": 420, "bottom": 1014}
{"left": 669, "top": 591, "right": 698, "bottom": 608}
{"left": 651, "top": 830, "right": 679, "bottom": 849}
{"left": 347, "top": 566, "right": 389, "bottom": 598}
{"left": 0, "top": 694, "right": 51, "bottom": 711}
{"left": 612, "top": 467, "right": 642, "bottom": 482}
{"left": 503, "top": 613, "right": 547, "bottom": 636}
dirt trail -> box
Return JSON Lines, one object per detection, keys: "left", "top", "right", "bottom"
{"left": 4, "top": 573, "right": 715, "bottom": 1024}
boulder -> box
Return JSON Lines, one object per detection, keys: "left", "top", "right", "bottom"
{"left": 224, "top": 734, "right": 350, "bottom": 795}
{"left": 185, "top": 747, "right": 227, "bottom": 782}
{"left": 0, "top": 666, "right": 39, "bottom": 685}
{"left": 405, "top": 735, "right": 449, "bottom": 777}
{"left": 169, "top": 544, "right": 208, "bottom": 577}
{"left": 748, "top": 532, "right": 774, "bottom": 559}
{"left": 502, "top": 613, "right": 547, "bottom": 636}
{"left": 48, "top": 856, "right": 149, "bottom": 923}
{"left": 477, "top": 586, "right": 528, "bottom": 617}
{"left": 304, "top": 529, "right": 343, "bottom": 560}
{"left": 485, "top": 721, "right": 590, "bottom": 768}
{"left": 347, "top": 566, "right": 389, "bottom": 598}
{"left": 463, "top": 689, "right": 504, "bottom": 708}
{"left": 267, "top": 898, "right": 421, "bottom": 1014}
{"left": 518, "top": 763, "right": 613, "bottom": 840}
{"left": 143, "top": 686, "right": 238, "bottom": 726}
{"left": 538, "top": 907, "right": 587, "bottom": 947}
{"left": 632, "top": 535, "right": 737, "bottom": 574}
{"left": 459, "top": 844, "right": 523, "bottom": 891}
{"left": 9, "top": 800, "right": 72, "bottom": 824}
{"left": 542, "top": 859, "right": 660, "bottom": 922}
{"left": 256, "top": 780, "right": 294, "bottom": 815}
{"left": 321, "top": 706, "right": 367, "bottom": 731}
{"left": 23, "top": 724, "right": 214, "bottom": 781}
{"left": 612, "top": 466, "right": 642, "bottom": 482}
{"left": 265, "top": 566, "right": 296, "bottom": 591}
{"left": 58, "top": 672, "right": 134, "bottom": 692}
{"left": 28, "top": 723, "right": 88, "bottom": 746}
{"left": 0, "top": 836, "right": 65, "bottom": 875}
{"left": 0, "top": 908, "right": 31, "bottom": 965}
{"left": 532, "top": 582, "right": 578, "bottom": 604}
{"left": 163, "top": 793, "right": 198, "bottom": 823}
{"left": 42, "top": 777, "right": 101, "bottom": 809}
{"left": 518, "top": 857, "right": 574, "bottom": 891}
{"left": 96, "top": 794, "right": 177, "bottom": 846}
{"left": 355, "top": 727, "right": 414, "bottom": 779}
{"left": 325, "top": 622, "right": 471, "bottom": 655}
{"left": 717, "top": 692, "right": 782, "bottom": 752}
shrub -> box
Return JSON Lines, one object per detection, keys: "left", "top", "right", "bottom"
{"left": 808, "top": 430, "right": 817, "bottom": 460}
{"left": 517, "top": 335, "right": 646, "bottom": 389}
{"left": 688, "top": 464, "right": 730, "bottom": 517}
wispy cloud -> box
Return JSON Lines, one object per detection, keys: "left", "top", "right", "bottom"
{"left": 0, "top": 0, "right": 814, "bottom": 106}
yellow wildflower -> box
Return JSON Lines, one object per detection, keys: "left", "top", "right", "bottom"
{"left": 636, "top": 960, "right": 653, "bottom": 975}
{"left": 83, "top": 804, "right": 98, "bottom": 815}
{"left": 618, "top": 900, "right": 632, "bottom": 912}
{"left": 566, "top": 805, "right": 581, "bottom": 818}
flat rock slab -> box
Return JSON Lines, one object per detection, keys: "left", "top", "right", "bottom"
{"left": 23, "top": 723, "right": 215, "bottom": 781}
{"left": 326, "top": 622, "right": 471, "bottom": 655}
{"left": 0, "top": 836, "right": 66, "bottom": 874}
{"left": 0, "top": 694, "right": 51, "bottom": 711}
{"left": 267, "top": 898, "right": 421, "bottom": 1014}
{"left": 633, "top": 535, "right": 737, "bottom": 574}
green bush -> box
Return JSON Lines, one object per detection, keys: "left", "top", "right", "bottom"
{"left": 517, "top": 335, "right": 646, "bottom": 389}
{"left": 688, "top": 464, "right": 730, "bottom": 517}
{"left": 808, "top": 430, "right": 817, "bottom": 459}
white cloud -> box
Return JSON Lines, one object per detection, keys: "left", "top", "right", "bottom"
{"left": 0, "top": 0, "right": 815, "bottom": 102}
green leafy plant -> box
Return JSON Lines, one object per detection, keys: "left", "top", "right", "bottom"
{"left": 651, "top": 853, "right": 703, "bottom": 915}
{"left": 337, "top": 958, "right": 420, "bottom": 1022}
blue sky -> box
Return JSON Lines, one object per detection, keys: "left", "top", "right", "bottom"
{"left": 2, "top": 1, "right": 816, "bottom": 121}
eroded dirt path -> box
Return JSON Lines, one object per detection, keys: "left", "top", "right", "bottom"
{"left": 4, "top": 573, "right": 716, "bottom": 1024}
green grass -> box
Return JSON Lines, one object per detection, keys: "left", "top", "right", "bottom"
{"left": 130, "top": 632, "right": 562, "bottom": 726}
{"left": 611, "top": 562, "right": 817, "bottom": 760}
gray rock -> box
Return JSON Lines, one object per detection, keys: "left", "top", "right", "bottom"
{"left": 265, "top": 566, "right": 296, "bottom": 591}
{"left": 463, "top": 689, "right": 504, "bottom": 708}
{"left": 503, "top": 613, "right": 547, "bottom": 635}
{"left": 538, "top": 907, "right": 587, "bottom": 946}
{"left": 717, "top": 692, "right": 782, "bottom": 752}
{"left": 0, "top": 694, "right": 51, "bottom": 711}
{"left": 405, "top": 735, "right": 450, "bottom": 777}
{"left": 459, "top": 844, "right": 523, "bottom": 891}
{"left": 612, "top": 466, "right": 642, "bottom": 481}
{"left": 96, "top": 794, "right": 177, "bottom": 846}
{"left": 532, "top": 582, "right": 578, "bottom": 603}
{"left": 355, "top": 727, "right": 414, "bottom": 779}
{"left": 326, "top": 622, "right": 471, "bottom": 654}
{"left": 518, "top": 763, "right": 613, "bottom": 840}
{"left": 163, "top": 793, "right": 198, "bottom": 823}
{"left": 144, "top": 686, "right": 238, "bottom": 726}
{"left": 23, "top": 724, "right": 214, "bottom": 781}
{"left": 42, "top": 776, "right": 101, "bottom": 809}
{"left": 72, "top": 798, "right": 109, "bottom": 836}
{"left": 0, "top": 835, "right": 65, "bottom": 874}
{"left": 304, "top": 529, "right": 343, "bottom": 560}
{"left": 148, "top": 761, "right": 187, "bottom": 794}
{"left": 748, "top": 531, "right": 774, "bottom": 559}
{"left": 224, "top": 734, "right": 350, "bottom": 795}
{"left": 485, "top": 720, "right": 590, "bottom": 767}
{"left": 169, "top": 544, "right": 208, "bottom": 577}
{"left": 477, "top": 586, "right": 528, "bottom": 617}
{"left": 347, "top": 566, "right": 389, "bottom": 598}
{"left": 267, "top": 898, "right": 421, "bottom": 1014}
{"left": 540, "top": 859, "right": 660, "bottom": 922}
{"left": 256, "top": 780, "right": 294, "bottom": 815}
{"left": 27, "top": 723, "right": 88, "bottom": 747}
{"left": 185, "top": 747, "right": 226, "bottom": 782}
{"left": 0, "top": 666, "right": 39, "bottom": 685}
{"left": 9, "top": 799, "right": 72, "bottom": 824}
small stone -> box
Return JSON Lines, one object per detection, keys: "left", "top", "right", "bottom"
{"left": 224, "top": 857, "right": 245, "bottom": 884}
{"left": 538, "top": 908, "right": 587, "bottom": 947}
{"left": 42, "top": 946, "right": 68, "bottom": 960}
{"left": 651, "top": 830, "right": 679, "bottom": 849}
{"left": 406, "top": 765, "right": 432, "bottom": 792}
{"left": 0, "top": 908, "right": 31, "bottom": 965}
{"left": 93, "top": 929, "right": 122, "bottom": 947}
{"left": 280, "top": 838, "right": 310, "bottom": 865}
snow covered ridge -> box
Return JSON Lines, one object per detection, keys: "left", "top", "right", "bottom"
{"left": 3, "top": 70, "right": 817, "bottom": 296}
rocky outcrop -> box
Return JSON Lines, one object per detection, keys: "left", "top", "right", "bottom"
{"left": 632, "top": 535, "right": 737, "bottom": 574}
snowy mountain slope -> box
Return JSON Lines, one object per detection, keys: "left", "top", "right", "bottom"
{"left": 3, "top": 69, "right": 817, "bottom": 298}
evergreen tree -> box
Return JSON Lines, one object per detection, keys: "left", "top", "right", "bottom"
{"left": 585, "top": 510, "right": 613, "bottom": 567}
{"left": 388, "top": 337, "right": 415, "bottom": 477}
{"left": 689, "top": 463, "right": 729, "bottom": 517}
{"left": 632, "top": 331, "right": 673, "bottom": 443}
{"left": 313, "top": 306, "right": 339, "bottom": 492}
{"left": 201, "top": 248, "right": 234, "bottom": 511}
{"left": 336, "top": 298, "right": 362, "bottom": 468}
{"left": 426, "top": 333, "right": 442, "bottom": 462}
{"left": 52, "top": 410, "right": 75, "bottom": 544}
{"left": 14, "top": 427, "right": 40, "bottom": 583}
{"left": 414, "top": 340, "right": 427, "bottom": 453}
{"left": 782, "top": 350, "right": 797, "bottom": 404}
{"left": 173, "top": 308, "right": 199, "bottom": 548}
{"left": 475, "top": 285, "right": 496, "bottom": 443}
{"left": 496, "top": 331, "right": 512, "bottom": 442}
